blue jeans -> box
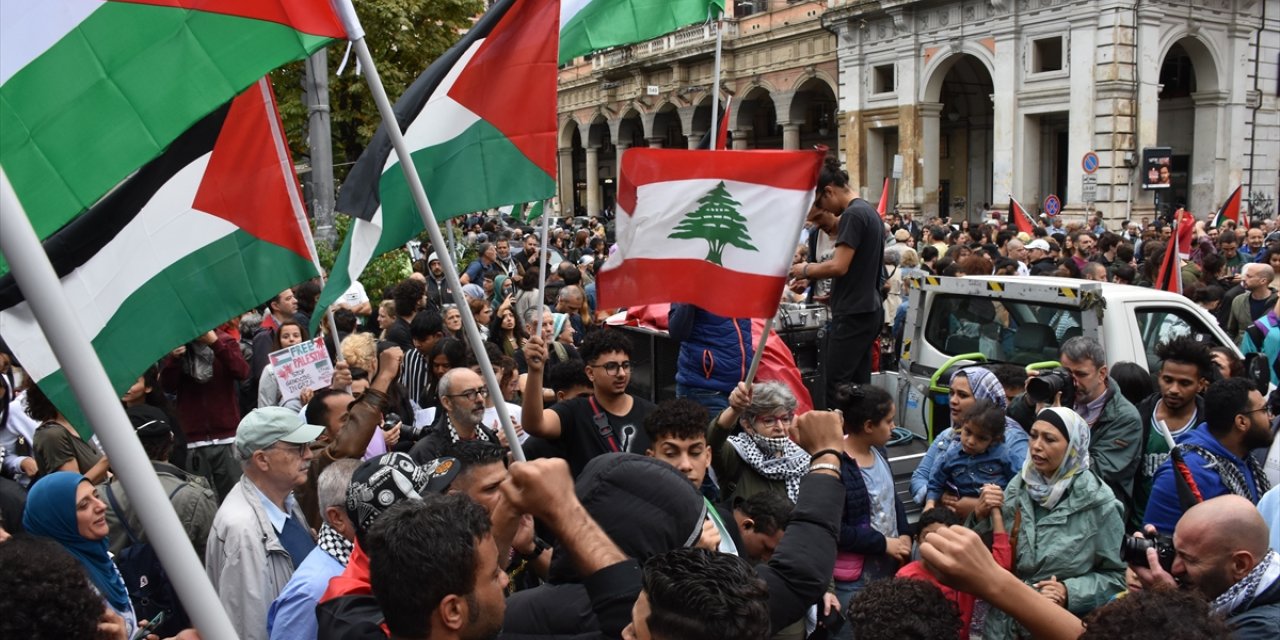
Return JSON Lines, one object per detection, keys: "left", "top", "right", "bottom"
{"left": 832, "top": 554, "right": 899, "bottom": 640}
{"left": 676, "top": 383, "right": 730, "bottom": 416}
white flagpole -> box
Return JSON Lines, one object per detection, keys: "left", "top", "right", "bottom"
{"left": 536, "top": 204, "right": 552, "bottom": 322}
{"left": 255, "top": 77, "right": 345, "bottom": 361}
{"left": 0, "top": 170, "right": 239, "bottom": 639}
{"left": 329, "top": 0, "right": 524, "bottom": 460}
{"left": 709, "top": 10, "right": 724, "bottom": 151}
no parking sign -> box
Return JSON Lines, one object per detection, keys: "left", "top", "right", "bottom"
{"left": 1043, "top": 194, "right": 1061, "bottom": 217}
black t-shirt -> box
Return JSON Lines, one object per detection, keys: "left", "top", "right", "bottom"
{"left": 830, "top": 198, "right": 885, "bottom": 316}
{"left": 551, "top": 395, "right": 656, "bottom": 476}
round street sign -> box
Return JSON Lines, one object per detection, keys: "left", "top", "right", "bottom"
{"left": 1044, "top": 194, "right": 1062, "bottom": 217}
{"left": 1082, "top": 151, "right": 1100, "bottom": 174}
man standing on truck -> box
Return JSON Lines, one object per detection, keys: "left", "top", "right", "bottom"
{"left": 789, "top": 157, "right": 885, "bottom": 399}
{"left": 1009, "top": 336, "right": 1143, "bottom": 517}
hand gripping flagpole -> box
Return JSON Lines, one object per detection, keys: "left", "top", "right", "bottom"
{"left": 330, "top": 0, "right": 524, "bottom": 460}
{"left": 0, "top": 170, "right": 240, "bottom": 639}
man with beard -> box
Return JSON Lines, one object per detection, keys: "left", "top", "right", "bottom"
{"left": 1131, "top": 495, "right": 1280, "bottom": 638}
{"left": 424, "top": 253, "right": 456, "bottom": 313}
{"left": 1131, "top": 337, "right": 1214, "bottom": 528}
{"left": 409, "top": 368, "right": 499, "bottom": 464}
{"left": 1144, "top": 378, "right": 1274, "bottom": 534}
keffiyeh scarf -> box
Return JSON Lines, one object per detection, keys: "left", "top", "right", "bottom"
{"left": 727, "top": 432, "right": 810, "bottom": 502}
{"left": 316, "top": 523, "right": 353, "bottom": 566}
{"left": 1211, "top": 549, "right": 1280, "bottom": 617}
{"left": 1020, "top": 407, "right": 1092, "bottom": 510}
{"left": 1177, "top": 443, "right": 1272, "bottom": 500}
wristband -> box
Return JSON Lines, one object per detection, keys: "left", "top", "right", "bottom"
{"left": 809, "top": 463, "right": 840, "bottom": 474}
{"left": 810, "top": 448, "right": 842, "bottom": 463}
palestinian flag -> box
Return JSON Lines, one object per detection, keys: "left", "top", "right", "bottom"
{"left": 1009, "top": 194, "right": 1037, "bottom": 235}
{"left": 0, "top": 79, "right": 318, "bottom": 437}
{"left": 315, "top": 0, "right": 559, "bottom": 335}
{"left": 875, "top": 176, "right": 891, "bottom": 218}
{"left": 560, "top": 0, "right": 725, "bottom": 64}
{"left": 1210, "top": 185, "right": 1245, "bottom": 230}
{"left": 598, "top": 148, "right": 824, "bottom": 319}
{"left": 516, "top": 200, "right": 546, "bottom": 224}
{"left": 1155, "top": 217, "right": 1184, "bottom": 296}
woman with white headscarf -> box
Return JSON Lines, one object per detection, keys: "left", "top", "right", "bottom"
{"left": 969, "top": 407, "right": 1126, "bottom": 638}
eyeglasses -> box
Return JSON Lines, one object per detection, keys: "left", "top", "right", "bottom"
{"left": 269, "top": 442, "right": 308, "bottom": 457}
{"left": 755, "top": 413, "right": 796, "bottom": 427}
{"left": 447, "top": 386, "right": 490, "bottom": 402}
{"left": 590, "top": 360, "right": 633, "bottom": 375}
{"left": 1242, "top": 406, "right": 1274, "bottom": 418}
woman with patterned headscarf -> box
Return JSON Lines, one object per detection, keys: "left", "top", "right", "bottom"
{"left": 911, "top": 367, "right": 1029, "bottom": 511}
{"left": 970, "top": 407, "right": 1126, "bottom": 638}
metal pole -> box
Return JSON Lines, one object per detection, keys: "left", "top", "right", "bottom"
{"left": 709, "top": 11, "right": 724, "bottom": 151}
{"left": 305, "top": 48, "right": 338, "bottom": 249}
{"left": 446, "top": 218, "right": 460, "bottom": 267}
{"left": 742, "top": 315, "right": 774, "bottom": 387}
{"left": 0, "top": 170, "right": 240, "bottom": 639}
{"left": 330, "top": 0, "right": 524, "bottom": 460}
{"left": 536, "top": 206, "right": 551, "bottom": 315}
{"left": 254, "top": 78, "right": 346, "bottom": 360}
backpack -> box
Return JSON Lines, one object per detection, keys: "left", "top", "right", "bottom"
{"left": 104, "top": 482, "right": 190, "bottom": 638}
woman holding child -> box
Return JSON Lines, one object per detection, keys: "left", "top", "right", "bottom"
{"left": 972, "top": 406, "right": 1126, "bottom": 638}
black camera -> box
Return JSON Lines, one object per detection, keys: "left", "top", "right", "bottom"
{"left": 1120, "top": 534, "right": 1176, "bottom": 572}
{"left": 1026, "top": 368, "right": 1076, "bottom": 406}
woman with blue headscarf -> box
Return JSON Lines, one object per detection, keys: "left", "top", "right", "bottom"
{"left": 911, "top": 366, "right": 1029, "bottom": 512}
{"left": 23, "top": 471, "right": 138, "bottom": 637}
{"left": 968, "top": 407, "right": 1126, "bottom": 638}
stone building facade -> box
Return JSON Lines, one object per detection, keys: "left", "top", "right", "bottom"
{"left": 557, "top": 0, "right": 1278, "bottom": 226}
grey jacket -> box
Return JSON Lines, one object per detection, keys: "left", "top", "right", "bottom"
{"left": 206, "top": 476, "right": 311, "bottom": 640}
{"left": 98, "top": 461, "right": 217, "bottom": 557}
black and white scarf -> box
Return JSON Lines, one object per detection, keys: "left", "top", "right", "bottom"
{"left": 726, "top": 433, "right": 810, "bottom": 502}
{"left": 316, "top": 523, "right": 353, "bottom": 567}
{"left": 1178, "top": 443, "right": 1271, "bottom": 500}
{"left": 448, "top": 419, "right": 492, "bottom": 445}
{"left": 1211, "top": 549, "right": 1280, "bottom": 617}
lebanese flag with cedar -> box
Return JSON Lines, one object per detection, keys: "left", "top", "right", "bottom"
{"left": 598, "top": 148, "right": 824, "bottom": 319}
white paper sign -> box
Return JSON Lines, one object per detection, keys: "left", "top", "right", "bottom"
{"left": 269, "top": 337, "right": 334, "bottom": 401}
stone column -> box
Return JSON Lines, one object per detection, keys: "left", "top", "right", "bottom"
{"left": 646, "top": 136, "right": 664, "bottom": 148}
{"left": 732, "top": 130, "right": 749, "bottom": 150}
{"left": 1191, "top": 90, "right": 1227, "bottom": 215}
{"left": 688, "top": 131, "right": 706, "bottom": 149}
{"left": 557, "top": 148, "right": 574, "bottom": 217}
{"left": 1132, "top": 12, "right": 1163, "bottom": 218}
{"left": 919, "top": 102, "right": 943, "bottom": 219}
{"left": 991, "top": 35, "right": 1017, "bottom": 212}
{"left": 585, "top": 146, "right": 601, "bottom": 217}
{"left": 616, "top": 142, "right": 630, "bottom": 175}
{"left": 781, "top": 123, "right": 801, "bottom": 150}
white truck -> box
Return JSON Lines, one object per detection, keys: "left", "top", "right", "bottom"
{"left": 877, "top": 274, "right": 1249, "bottom": 516}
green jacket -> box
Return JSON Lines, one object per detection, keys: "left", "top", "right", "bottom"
{"left": 707, "top": 419, "right": 789, "bottom": 506}
{"left": 1009, "top": 378, "right": 1142, "bottom": 519}
{"left": 974, "top": 470, "right": 1127, "bottom": 638}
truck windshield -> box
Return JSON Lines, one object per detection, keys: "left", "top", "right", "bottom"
{"left": 923, "top": 294, "right": 1083, "bottom": 365}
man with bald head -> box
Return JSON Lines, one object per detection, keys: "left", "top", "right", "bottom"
{"left": 1133, "top": 495, "right": 1280, "bottom": 637}
{"left": 409, "top": 368, "right": 499, "bottom": 464}
{"left": 1227, "top": 263, "right": 1277, "bottom": 344}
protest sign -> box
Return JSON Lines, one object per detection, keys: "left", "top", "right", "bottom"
{"left": 268, "top": 337, "right": 334, "bottom": 401}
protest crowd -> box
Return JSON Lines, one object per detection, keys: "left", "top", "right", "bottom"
{"left": 3, "top": 154, "right": 1280, "bottom": 640}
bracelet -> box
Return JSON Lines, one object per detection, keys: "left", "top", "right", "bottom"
{"left": 810, "top": 448, "right": 842, "bottom": 463}
{"left": 809, "top": 463, "right": 841, "bottom": 474}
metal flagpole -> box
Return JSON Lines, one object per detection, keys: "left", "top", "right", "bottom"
{"left": 535, "top": 203, "right": 551, "bottom": 319}
{"left": 446, "top": 218, "right": 460, "bottom": 266}
{"left": 330, "top": 0, "right": 524, "bottom": 460}
{"left": 255, "top": 78, "right": 345, "bottom": 362}
{"left": 709, "top": 10, "right": 724, "bottom": 151}
{"left": 0, "top": 170, "right": 240, "bottom": 639}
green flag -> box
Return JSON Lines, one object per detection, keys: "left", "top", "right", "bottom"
{"left": 559, "top": 0, "right": 725, "bottom": 64}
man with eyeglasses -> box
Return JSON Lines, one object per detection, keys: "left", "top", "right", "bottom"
{"left": 207, "top": 406, "right": 326, "bottom": 640}
{"left": 409, "top": 368, "right": 500, "bottom": 464}
{"left": 1144, "top": 378, "right": 1275, "bottom": 535}
{"left": 522, "top": 328, "right": 656, "bottom": 476}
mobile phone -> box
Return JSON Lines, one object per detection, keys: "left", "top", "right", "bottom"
{"left": 130, "top": 611, "right": 166, "bottom": 640}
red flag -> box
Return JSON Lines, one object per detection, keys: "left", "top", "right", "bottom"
{"left": 876, "top": 176, "right": 890, "bottom": 218}
{"left": 1009, "top": 194, "right": 1036, "bottom": 235}
{"left": 715, "top": 96, "right": 733, "bottom": 151}
{"left": 1210, "top": 186, "right": 1244, "bottom": 230}
{"left": 1156, "top": 218, "right": 1184, "bottom": 295}
{"left": 598, "top": 148, "right": 825, "bottom": 318}
{"left": 1175, "top": 208, "right": 1196, "bottom": 258}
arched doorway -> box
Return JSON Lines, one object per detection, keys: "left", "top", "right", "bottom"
{"left": 584, "top": 115, "right": 611, "bottom": 217}
{"left": 789, "top": 77, "right": 839, "bottom": 151}
{"left": 559, "top": 119, "right": 584, "bottom": 217}
{"left": 650, "top": 102, "right": 685, "bottom": 149}
{"left": 1156, "top": 38, "right": 1221, "bottom": 216}
{"left": 734, "top": 86, "right": 781, "bottom": 149}
{"left": 936, "top": 55, "right": 994, "bottom": 222}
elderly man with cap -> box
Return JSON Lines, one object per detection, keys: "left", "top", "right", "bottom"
{"left": 206, "top": 406, "right": 326, "bottom": 640}
{"left": 1027, "top": 238, "right": 1057, "bottom": 276}
{"left": 316, "top": 452, "right": 460, "bottom": 639}
{"left": 97, "top": 405, "right": 218, "bottom": 556}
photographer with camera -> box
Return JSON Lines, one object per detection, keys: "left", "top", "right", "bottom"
{"left": 1010, "top": 336, "right": 1143, "bottom": 518}
{"left": 1143, "top": 378, "right": 1273, "bottom": 535}
{"left": 1128, "top": 495, "right": 1280, "bottom": 638}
